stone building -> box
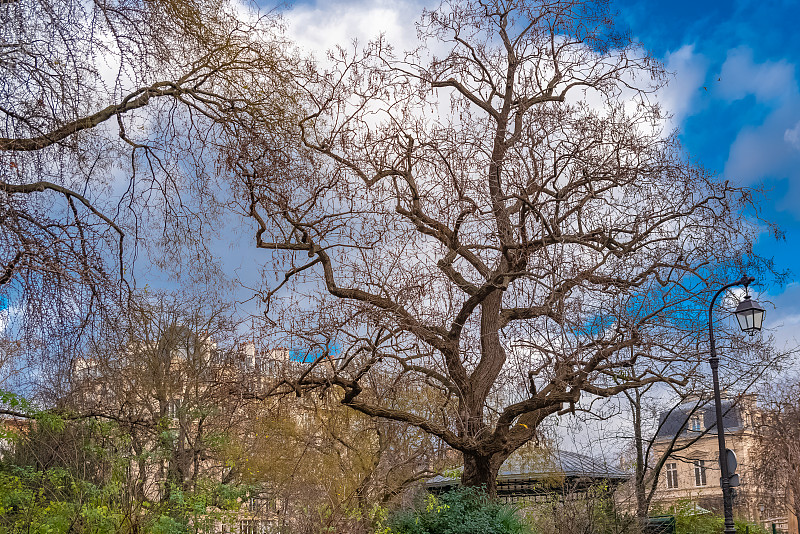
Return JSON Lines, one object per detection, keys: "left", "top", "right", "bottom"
{"left": 649, "top": 395, "right": 797, "bottom": 534}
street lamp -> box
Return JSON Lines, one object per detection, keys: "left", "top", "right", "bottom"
{"left": 708, "top": 274, "right": 766, "bottom": 534}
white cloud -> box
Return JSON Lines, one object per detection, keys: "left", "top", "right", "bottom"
{"left": 282, "top": 0, "right": 425, "bottom": 59}
{"left": 0, "top": 301, "right": 19, "bottom": 336}
{"left": 718, "top": 47, "right": 800, "bottom": 188}
{"left": 784, "top": 120, "right": 800, "bottom": 150}
{"left": 724, "top": 119, "right": 799, "bottom": 185}
{"left": 717, "top": 47, "right": 797, "bottom": 104}
{"left": 760, "top": 282, "right": 800, "bottom": 355}
{"left": 657, "top": 44, "right": 709, "bottom": 127}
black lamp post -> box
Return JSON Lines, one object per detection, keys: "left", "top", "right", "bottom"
{"left": 709, "top": 275, "right": 766, "bottom": 534}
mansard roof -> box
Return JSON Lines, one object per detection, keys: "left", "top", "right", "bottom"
{"left": 655, "top": 399, "right": 744, "bottom": 440}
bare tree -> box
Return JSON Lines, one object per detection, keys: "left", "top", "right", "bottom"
{"left": 618, "top": 334, "right": 785, "bottom": 523}
{"left": 234, "top": 390, "right": 444, "bottom": 534}
{"left": 0, "top": 0, "right": 296, "bottom": 362}
{"left": 64, "top": 293, "right": 251, "bottom": 512}
{"left": 234, "top": 0, "right": 770, "bottom": 495}
{"left": 753, "top": 379, "right": 800, "bottom": 531}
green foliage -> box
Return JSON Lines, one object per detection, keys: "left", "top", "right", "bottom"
{"left": 379, "top": 488, "right": 530, "bottom": 534}
{"left": 674, "top": 513, "right": 768, "bottom": 534}
{"left": 0, "top": 464, "right": 125, "bottom": 533}
{"left": 0, "top": 391, "right": 35, "bottom": 414}
{"left": 652, "top": 500, "right": 768, "bottom": 534}
{"left": 0, "top": 462, "right": 249, "bottom": 533}
{"left": 0, "top": 403, "right": 250, "bottom": 534}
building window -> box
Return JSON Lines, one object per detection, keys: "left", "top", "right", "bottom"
{"left": 694, "top": 460, "right": 707, "bottom": 486}
{"left": 167, "top": 399, "right": 181, "bottom": 419}
{"left": 666, "top": 462, "right": 678, "bottom": 489}
{"left": 239, "top": 519, "right": 273, "bottom": 534}
{"left": 689, "top": 415, "right": 702, "bottom": 432}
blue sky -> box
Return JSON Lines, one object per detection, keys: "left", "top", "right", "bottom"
{"left": 610, "top": 0, "right": 800, "bottom": 345}
{"left": 613, "top": 0, "right": 800, "bottom": 250}
{"left": 273, "top": 0, "right": 800, "bottom": 347}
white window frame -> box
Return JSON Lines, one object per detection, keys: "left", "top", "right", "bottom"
{"left": 694, "top": 459, "right": 707, "bottom": 486}
{"left": 666, "top": 462, "right": 678, "bottom": 489}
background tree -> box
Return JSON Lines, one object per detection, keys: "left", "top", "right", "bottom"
{"left": 0, "top": 415, "right": 249, "bottom": 533}
{"left": 231, "top": 392, "right": 445, "bottom": 534}
{"left": 617, "top": 337, "right": 785, "bottom": 524}
{"left": 235, "top": 0, "right": 771, "bottom": 495}
{"left": 0, "top": 0, "right": 297, "bottom": 373}
{"left": 67, "top": 293, "right": 247, "bottom": 502}
{"left": 0, "top": 290, "right": 257, "bottom": 534}
{"left": 753, "top": 379, "right": 800, "bottom": 532}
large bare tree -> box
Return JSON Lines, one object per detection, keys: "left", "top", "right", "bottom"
{"left": 235, "top": 0, "right": 769, "bottom": 494}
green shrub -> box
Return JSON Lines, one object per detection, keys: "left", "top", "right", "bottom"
{"left": 379, "top": 487, "right": 530, "bottom": 534}
{"left": 674, "top": 513, "right": 767, "bottom": 534}
{"left": 651, "top": 500, "right": 768, "bottom": 534}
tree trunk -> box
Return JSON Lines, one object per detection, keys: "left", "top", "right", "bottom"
{"left": 461, "top": 451, "right": 504, "bottom": 498}
{"left": 633, "top": 389, "right": 650, "bottom": 529}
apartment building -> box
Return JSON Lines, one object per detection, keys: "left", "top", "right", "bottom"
{"left": 649, "top": 395, "right": 797, "bottom": 534}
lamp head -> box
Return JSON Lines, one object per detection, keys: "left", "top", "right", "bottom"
{"left": 734, "top": 295, "right": 765, "bottom": 336}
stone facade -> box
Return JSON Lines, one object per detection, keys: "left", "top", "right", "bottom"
{"left": 649, "top": 395, "right": 797, "bottom": 534}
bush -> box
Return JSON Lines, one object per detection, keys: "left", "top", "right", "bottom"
{"left": 519, "top": 487, "right": 635, "bottom": 534}
{"left": 379, "top": 487, "right": 530, "bottom": 534}
{"left": 651, "top": 500, "right": 768, "bottom": 534}
{"left": 673, "top": 513, "right": 767, "bottom": 534}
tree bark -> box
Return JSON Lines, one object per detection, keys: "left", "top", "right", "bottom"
{"left": 461, "top": 451, "right": 505, "bottom": 498}
{"left": 633, "top": 388, "right": 649, "bottom": 526}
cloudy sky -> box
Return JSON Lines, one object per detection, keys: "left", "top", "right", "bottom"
{"left": 271, "top": 0, "right": 800, "bottom": 348}
{"left": 612, "top": 1, "right": 800, "bottom": 346}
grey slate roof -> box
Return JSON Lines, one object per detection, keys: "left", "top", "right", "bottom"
{"left": 426, "top": 449, "right": 629, "bottom": 488}
{"left": 655, "top": 400, "right": 742, "bottom": 439}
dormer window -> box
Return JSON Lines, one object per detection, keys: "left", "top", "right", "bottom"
{"left": 689, "top": 415, "right": 702, "bottom": 432}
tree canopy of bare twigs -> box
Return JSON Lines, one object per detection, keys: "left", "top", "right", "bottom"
{"left": 612, "top": 335, "right": 789, "bottom": 522}
{"left": 234, "top": 0, "right": 772, "bottom": 494}
{"left": 54, "top": 292, "right": 267, "bottom": 523}
{"left": 0, "top": 0, "right": 297, "bottom": 362}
